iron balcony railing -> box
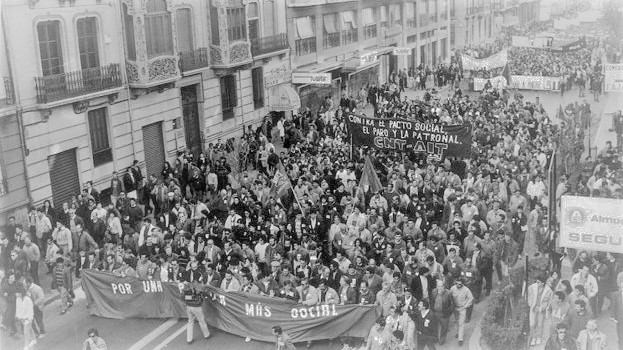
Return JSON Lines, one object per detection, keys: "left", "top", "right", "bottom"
{"left": 179, "top": 47, "right": 210, "bottom": 72}
{"left": 251, "top": 33, "right": 289, "bottom": 56}
{"left": 2, "top": 77, "right": 15, "bottom": 105}
{"left": 35, "top": 63, "right": 122, "bottom": 104}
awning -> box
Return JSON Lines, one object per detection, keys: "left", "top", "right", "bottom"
{"left": 268, "top": 84, "right": 301, "bottom": 112}
{"left": 405, "top": 3, "right": 414, "bottom": 19}
{"left": 324, "top": 14, "right": 338, "bottom": 34}
{"left": 341, "top": 11, "right": 357, "bottom": 29}
{"left": 362, "top": 8, "right": 375, "bottom": 26}
{"left": 343, "top": 56, "right": 380, "bottom": 73}
{"left": 296, "top": 17, "right": 315, "bottom": 39}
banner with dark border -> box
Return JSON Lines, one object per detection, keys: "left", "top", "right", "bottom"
{"left": 81, "top": 270, "right": 380, "bottom": 342}
{"left": 345, "top": 114, "right": 472, "bottom": 158}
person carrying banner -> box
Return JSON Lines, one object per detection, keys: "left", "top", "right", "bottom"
{"left": 182, "top": 283, "right": 210, "bottom": 344}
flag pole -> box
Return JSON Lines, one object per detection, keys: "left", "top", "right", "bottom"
{"left": 279, "top": 159, "right": 303, "bottom": 211}
{"left": 349, "top": 133, "right": 353, "bottom": 160}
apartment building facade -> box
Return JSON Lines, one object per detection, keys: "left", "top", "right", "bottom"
{"left": 286, "top": 0, "right": 452, "bottom": 112}
{"left": 0, "top": 0, "right": 291, "bottom": 223}
{"left": 449, "top": 0, "right": 541, "bottom": 52}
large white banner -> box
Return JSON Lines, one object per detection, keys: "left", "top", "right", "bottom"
{"left": 509, "top": 75, "right": 561, "bottom": 91}
{"left": 605, "top": 64, "right": 623, "bottom": 92}
{"left": 461, "top": 49, "right": 508, "bottom": 71}
{"left": 560, "top": 196, "right": 623, "bottom": 254}
{"left": 473, "top": 76, "right": 508, "bottom": 91}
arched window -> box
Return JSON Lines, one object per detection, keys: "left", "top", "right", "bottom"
{"left": 145, "top": 0, "right": 173, "bottom": 57}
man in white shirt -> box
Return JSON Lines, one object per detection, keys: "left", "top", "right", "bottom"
{"left": 224, "top": 209, "right": 241, "bottom": 230}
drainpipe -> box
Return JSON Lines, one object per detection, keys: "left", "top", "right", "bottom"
{"left": 2, "top": 1, "right": 33, "bottom": 205}
{"left": 111, "top": 0, "right": 137, "bottom": 164}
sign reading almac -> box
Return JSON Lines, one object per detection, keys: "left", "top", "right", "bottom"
{"left": 560, "top": 196, "right": 623, "bottom": 254}
{"left": 292, "top": 72, "right": 332, "bottom": 85}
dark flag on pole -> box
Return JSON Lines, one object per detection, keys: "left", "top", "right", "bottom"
{"left": 359, "top": 156, "right": 383, "bottom": 194}
{"left": 502, "top": 62, "right": 511, "bottom": 86}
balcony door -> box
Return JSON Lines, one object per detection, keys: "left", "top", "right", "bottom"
{"left": 181, "top": 85, "right": 202, "bottom": 157}
{"left": 38, "top": 21, "right": 64, "bottom": 76}
{"left": 78, "top": 17, "right": 101, "bottom": 91}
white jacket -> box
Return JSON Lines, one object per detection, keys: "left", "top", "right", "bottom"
{"left": 570, "top": 272, "right": 599, "bottom": 299}
{"left": 16, "top": 295, "right": 34, "bottom": 321}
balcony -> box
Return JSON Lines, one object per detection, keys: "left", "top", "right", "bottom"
{"left": 35, "top": 64, "right": 122, "bottom": 104}
{"left": 179, "top": 48, "right": 210, "bottom": 72}
{"left": 250, "top": 33, "right": 289, "bottom": 57}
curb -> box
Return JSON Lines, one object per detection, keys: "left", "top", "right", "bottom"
{"left": 42, "top": 280, "right": 82, "bottom": 307}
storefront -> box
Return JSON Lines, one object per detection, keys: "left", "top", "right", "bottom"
{"left": 293, "top": 67, "right": 342, "bottom": 115}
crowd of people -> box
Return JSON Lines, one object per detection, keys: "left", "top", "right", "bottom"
{"left": 0, "top": 28, "right": 622, "bottom": 350}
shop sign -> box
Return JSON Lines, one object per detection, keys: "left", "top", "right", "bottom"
{"left": 392, "top": 47, "right": 411, "bottom": 55}
{"left": 292, "top": 72, "right": 332, "bottom": 85}
{"left": 360, "top": 51, "right": 378, "bottom": 65}
{"left": 265, "top": 69, "right": 292, "bottom": 88}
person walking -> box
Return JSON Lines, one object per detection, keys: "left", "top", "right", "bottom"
{"left": 52, "top": 257, "right": 72, "bottom": 315}
{"left": 82, "top": 328, "right": 107, "bottom": 350}
{"left": 430, "top": 278, "right": 454, "bottom": 345}
{"left": 450, "top": 277, "right": 473, "bottom": 346}
{"left": 273, "top": 325, "right": 296, "bottom": 350}
{"left": 575, "top": 319, "right": 607, "bottom": 350}
{"left": 415, "top": 299, "right": 439, "bottom": 350}
{"left": 15, "top": 286, "right": 36, "bottom": 350}
{"left": 182, "top": 283, "right": 210, "bottom": 344}
{"left": 528, "top": 276, "right": 553, "bottom": 346}
{"left": 23, "top": 276, "right": 45, "bottom": 338}
{"left": 544, "top": 322, "right": 577, "bottom": 350}
{"left": 21, "top": 237, "right": 41, "bottom": 285}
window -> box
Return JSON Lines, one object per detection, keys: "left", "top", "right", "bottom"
{"left": 340, "top": 11, "right": 357, "bottom": 45}
{"left": 220, "top": 75, "right": 237, "bottom": 120}
{"left": 295, "top": 16, "right": 316, "bottom": 56}
{"left": 380, "top": 6, "right": 388, "bottom": 28}
{"left": 210, "top": 5, "right": 220, "bottom": 45}
{"left": 123, "top": 4, "right": 136, "bottom": 60}
{"left": 145, "top": 0, "right": 173, "bottom": 58}
{"left": 323, "top": 14, "right": 339, "bottom": 49}
{"left": 227, "top": 8, "right": 246, "bottom": 42}
{"left": 176, "top": 8, "right": 193, "bottom": 53}
{"left": 362, "top": 8, "right": 376, "bottom": 39}
{"left": 405, "top": 3, "right": 416, "bottom": 28}
{"left": 37, "top": 21, "right": 64, "bottom": 76}
{"left": 77, "top": 18, "right": 99, "bottom": 70}
{"left": 248, "top": 2, "right": 259, "bottom": 41}
{"left": 389, "top": 5, "right": 401, "bottom": 27}
{"left": 88, "top": 108, "right": 112, "bottom": 167}
{"left": 0, "top": 140, "right": 6, "bottom": 196}
{"left": 251, "top": 67, "right": 264, "bottom": 109}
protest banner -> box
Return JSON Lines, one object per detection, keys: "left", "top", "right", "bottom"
{"left": 560, "top": 38, "right": 586, "bottom": 52}
{"left": 461, "top": 49, "right": 507, "bottom": 70}
{"left": 509, "top": 75, "right": 561, "bottom": 91}
{"left": 473, "top": 76, "right": 507, "bottom": 91}
{"left": 81, "top": 270, "right": 380, "bottom": 342}
{"left": 559, "top": 196, "right": 623, "bottom": 254}
{"left": 605, "top": 63, "right": 623, "bottom": 92}
{"left": 345, "top": 114, "right": 472, "bottom": 158}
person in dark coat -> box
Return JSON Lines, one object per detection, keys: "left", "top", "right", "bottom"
{"left": 411, "top": 266, "right": 435, "bottom": 303}
{"left": 430, "top": 278, "right": 454, "bottom": 345}
{"left": 415, "top": 299, "right": 439, "bottom": 349}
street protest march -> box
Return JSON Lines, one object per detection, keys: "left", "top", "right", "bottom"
{"left": 345, "top": 113, "right": 472, "bottom": 158}
{"left": 81, "top": 270, "right": 380, "bottom": 342}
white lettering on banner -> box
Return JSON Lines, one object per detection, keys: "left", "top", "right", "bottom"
{"left": 605, "top": 64, "right": 623, "bottom": 92}
{"left": 265, "top": 69, "right": 292, "bottom": 88}
{"left": 292, "top": 72, "right": 332, "bottom": 85}
{"left": 142, "top": 280, "right": 164, "bottom": 293}
{"left": 245, "top": 303, "right": 273, "bottom": 317}
{"left": 509, "top": 75, "right": 561, "bottom": 91}
{"left": 461, "top": 49, "right": 508, "bottom": 70}
{"left": 560, "top": 196, "right": 623, "bottom": 254}
{"left": 360, "top": 51, "right": 378, "bottom": 65}
{"left": 290, "top": 304, "right": 339, "bottom": 319}
{"left": 473, "top": 76, "right": 507, "bottom": 91}
{"left": 111, "top": 283, "right": 133, "bottom": 294}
